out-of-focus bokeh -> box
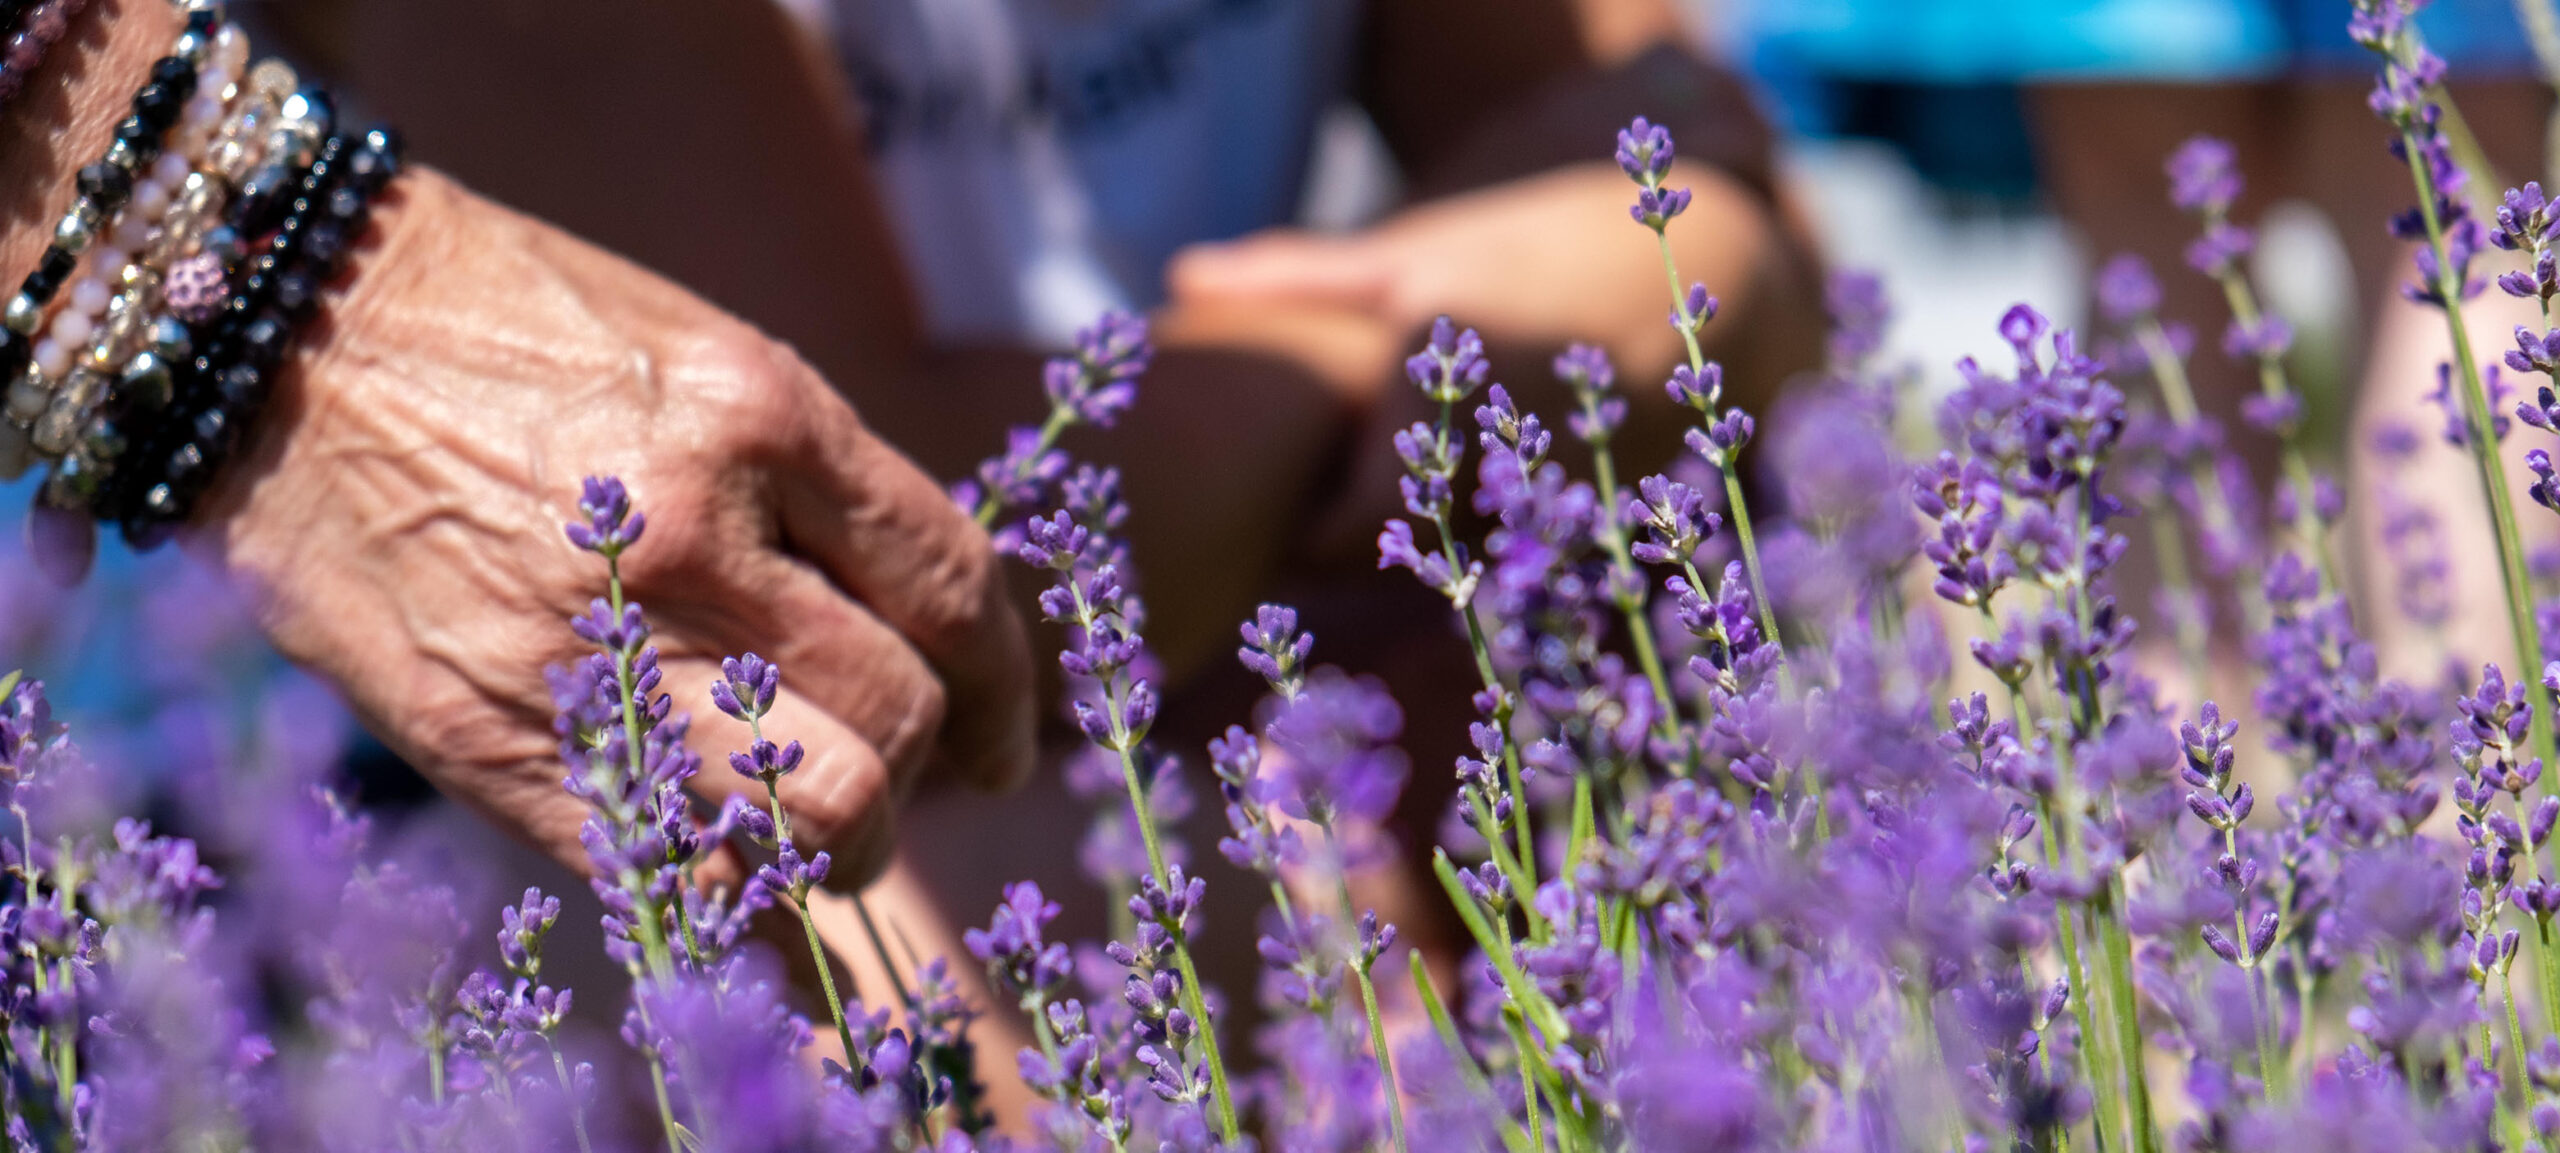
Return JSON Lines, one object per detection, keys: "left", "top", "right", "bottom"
{"left": 6, "top": 0, "right": 2556, "bottom": 935}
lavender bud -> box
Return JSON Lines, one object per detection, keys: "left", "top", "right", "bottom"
{"left": 2167, "top": 135, "right": 2241, "bottom": 215}
{"left": 2201, "top": 925, "right": 2241, "bottom": 964}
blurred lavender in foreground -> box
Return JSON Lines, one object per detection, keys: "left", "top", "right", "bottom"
{"left": 24, "top": 5, "right": 2560, "bottom": 1147}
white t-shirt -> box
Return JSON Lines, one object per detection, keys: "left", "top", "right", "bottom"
{"left": 802, "top": 0, "right": 1363, "bottom": 343}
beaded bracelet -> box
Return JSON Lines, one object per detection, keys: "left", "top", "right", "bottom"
{"left": 0, "top": 0, "right": 87, "bottom": 105}
{"left": 0, "top": 1, "right": 230, "bottom": 469}
{"left": 106, "top": 124, "right": 401, "bottom": 548}
{"left": 0, "top": 0, "right": 404, "bottom": 582}
{"left": 35, "top": 60, "right": 304, "bottom": 516}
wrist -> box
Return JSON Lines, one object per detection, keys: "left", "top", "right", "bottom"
{"left": 0, "top": 0, "right": 188, "bottom": 283}
{"left": 0, "top": 0, "right": 408, "bottom": 571}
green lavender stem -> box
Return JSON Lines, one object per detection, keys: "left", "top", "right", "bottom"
{"left": 602, "top": 557, "right": 691, "bottom": 1153}
{"left": 2133, "top": 318, "right": 2268, "bottom": 633}
{"left": 1424, "top": 397, "right": 1542, "bottom": 899}
{"left": 1583, "top": 411, "right": 1692, "bottom": 761}
{"left": 1329, "top": 854, "right": 1407, "bottom": 1153}
{"left": 1648, "top": 235, "right": 1786, "bottom": 675}
{"left": 1998, "top": 675, "right": 2117, "bottom": 1153}
{"left": 1355, "top": 962, "right": 1409, "bottom": 1153}
{"left": 548, "top": 1040, "right": 597, "bottom": 1153}
{"left": 2393, "top": 118, "right": 2560, "bottom": 788}
{"left": 1410, "top": 954, "right": 1538, "bottom": 1153}
{"left": 2094, "top": 883, "right": 2158, "bottom": 1153}
{"left": 1110, "top": 738, "right": 1238, "bottom": 1140}
{"left": 763, "top": 784, "right": 861, "bottom": 1066}
{"left": 1646, "top": 223, "right": 1823, "bottom": 839}
{"left": 2201, "top": 263, "right": 2336, "bottom": 589}
{"left": 1052, "top": 561, "right": 1238, "bottom": 1134}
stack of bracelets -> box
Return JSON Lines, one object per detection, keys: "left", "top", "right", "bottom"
{"left": 0, "top": 0, "right": 399, "bottom": 576}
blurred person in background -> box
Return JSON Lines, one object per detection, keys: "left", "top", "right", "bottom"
{"left": 226, "top": 0, "right": 1823, "bottom": 1120}
{"left": 1732, "top": 0, "right": 2553, "bottom": 691}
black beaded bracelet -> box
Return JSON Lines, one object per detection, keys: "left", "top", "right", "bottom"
{"left": 105, "top": 123, "right": 400, "bottom": 548}
{"left": 34, "top": 68, "right": 317, "bottom": 525}
{"left": 0, "top": 3, "right": 221, "bottom": 440}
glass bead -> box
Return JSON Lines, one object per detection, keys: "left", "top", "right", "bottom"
{"left": 79, "top": 416, "right": 123, "bottom": 464}
{"left": 5, "top": 370, "right": 47, "bottom": 422}
{"left": 0, "top": 422, "right": 30, "bottom": 481}
{"left": 131, "top": 178, "right": 171, "bottom": 220}
{"left": 112, "top": 212, "right": 155, "bottom": 253}
{"left": 281, "top": 87, "right": 334, "bottom": 137}
{"left": 249, "top": 59, "right": 296, "bottom": 99}
{"left": 24, "top": 248, "right": 73, "bottom": 301}
{"left": 150, "top": 150, "right": 189, "bottom": 188}
{"left": 32, "top": 398, "right": 80, "bottom": 455}
{"left": 75, "top": 161, "right": 130, "bottom": 204}
{"left": 119, "top": 353, "right": 171, "bottom": 412}
{"left": 213, "top": 27, "right": 246, "bottom": 77}
{"left": 167, "top": 439, "right": 204, "bottom": 480}
{"left": 50, "top": 210, "right": 91, "bottom": 254}
{"left": 302, "top": 220, "right": 346, "bottom": 266}
{"left": 238, "top": 315, "right": 286, "bottom": 368}
{"left": 132, "top": 83, "right": 182, "bottom": 130}
{"left": 274, "top": 270, "right": 316, "bottom": 318}
{"left": 233, "top": 164, "right": 293, "bottom": 233}
{"left": 150, "top": 318, "right": 189, "bottom": 361}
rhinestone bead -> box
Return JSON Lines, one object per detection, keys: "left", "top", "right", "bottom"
{"left": 165, "top": 252, "right": 228, "bottom": 323}
{"left": 249, "top": 59, "right": 297, "bottom": 100}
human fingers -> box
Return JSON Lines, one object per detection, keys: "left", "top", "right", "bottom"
{"left": 657, "top": 653, "right": 903, "bottom": 892}
{"left": 1166, "top": 230, "right": 1393, "bottom": 311}
{"left": 771, "top": 381, "right": 1035, "bottom": 794}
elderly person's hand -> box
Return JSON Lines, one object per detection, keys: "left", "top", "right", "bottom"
{"left": 185, "top": 170, "right": 1034, "bottom": 886}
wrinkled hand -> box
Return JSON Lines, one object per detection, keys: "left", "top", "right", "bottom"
{"left": 194, "top": 169, "right": 1035, "bottom": 887}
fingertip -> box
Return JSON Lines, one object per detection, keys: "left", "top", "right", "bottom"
{"left": 693, "top": 841, "right": 747, "bottom": 894}
{"left": 777, "top": 735, "right": 892, "bottom": 861}
{"left": 814, "top": 799, "right": 895, "bottom": 893}
{"left": 979, "top": 685, "right": 1038, "bottom": 793}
